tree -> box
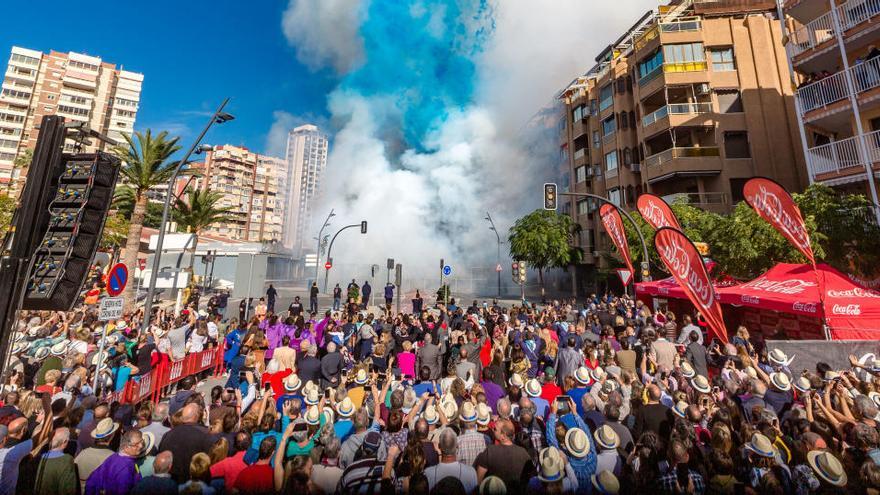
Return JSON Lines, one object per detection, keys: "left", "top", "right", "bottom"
{"left": 172, "top": 188, "right": 234, "bottom": 273}
{"left": 100, "top": 214, "right": 130, "bottom": 251}
{"left": 111, "top": 130, "right": 182, "bottom": 311}
{"left": 0, "top": 193, "right": 15, "bottom": 235}
{"left": 8, "top": 149, "right": 33, "bottom": 195}
{"left": 113, "top": 185, "right": 164, "bottom": 228}
{"left": 508, "top": 209, "right": 581, "bottom": 299}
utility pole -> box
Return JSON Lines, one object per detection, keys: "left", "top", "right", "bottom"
{"left": 323, "top": 221, "right": 367, "bottom": 292}
{"left": 314, "top": 209, "right": 335, "bottom": 287}
{"left": 485, "top": 212, "right": 502, "bottom": 299}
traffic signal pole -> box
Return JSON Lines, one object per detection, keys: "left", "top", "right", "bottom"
{"left": 323, "top": 222, "right": 367, "bottom": 292}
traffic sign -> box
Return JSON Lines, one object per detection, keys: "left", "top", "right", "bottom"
{"left": 442, "top": 265, "right": 452, "bottom": 277}
{"left": 138, "top": 258, "right": 146, "bottom": 271}
{"left": 98, "top": 297, "right": 124, "bottom": 321}
{"left": 495, "top": 264, "right": 502, "bottom": 272}
{"left": 325, "top": 261, "right": 332, "bottom": 270}
{"left": 616, "top": 268, "right": 633, "bottom": 286}
{"left": 106, "top": 263, "right": 128, "bottom": 296}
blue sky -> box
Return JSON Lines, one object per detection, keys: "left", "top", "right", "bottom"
{"left": 0, "top": 0, "right": 334, "bottom": 156}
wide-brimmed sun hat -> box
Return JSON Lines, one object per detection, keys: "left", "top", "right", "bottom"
{"left": 354, "top": 368, "right": 368, "bottom": 385}
{"left": 672, "top": 400, "right": 689, "bottom": 419}
{"left": 590, "top": 367, "right": 606, "bottom": 383}
{"left": 284, "top": 374, "right": 302, "bottom": 393}
{"left": 508, "top": 374, "right": 524, "bottom": 388}
{"left": 574, "top": 367, "right": 591, "bottom": 386}
{"left": 591, "top": 470, "right": 620, "bottom": 495}
{"left": 537, "top": 447, "right": 565, "bottom": 482}
{"left": 768, "top": 348, "right": 794, "bottom": 366}
{"left": 50, "top": 340, "right": 69, "bottom": 356}
{"left": 794, "top": 376, "right": 812, "bottom": 394}
{"left": 525, "top": 379, "right": 542, "bottom": 397}
{"left": 593, "top": 425, "right": 620, "bottom": 450}
{"left": 139, "top": 431, "right": 156, "bottom": 457}
{"left": 691, "top": 375, "right": 711, "bottom": 394}
{"left": 34, "top": 347, "right": 50, "bottom": 361}
{"left": 305, "top": 405, "right": 322, "bottom": 425}
{"left": 476, "top": 403, "right": 491, "bottom": 426}
{"left": 770, "top": 372, "right": 792, "bottom": 392}
{"left": 423, "top": 405, "right": 439, "bottom": 425}
{"left": 459, "top": 402, "right": 478, "bottom": 423}
{"left": 304, "top": 387, "right": 320, "bottom": 406}
{"left": 679, "top": 361, "right": 696, "bottom": 378}
{"left": 564, "top": 427, "right": 591, "bottom": 458}
{"left": 336, "top": 397, "right": 355, "bottom": 417}
{"left": 91, "top": 418, "right": 119, "bottom": 439}
{"left": 745, "top": 433, "right": 776, "bottom": 458}
{"left": 10, "top": 341, "right": 30, "bottom": 355}
{"left": 807, "top": 450, "right": 847, "bottom": 487}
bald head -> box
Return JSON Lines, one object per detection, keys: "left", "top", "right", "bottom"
{"left": 647, "top": 384, "right": 662, "bottom": 402}
{"left": 153, "top": 451, "right": 173, "bottom": 474}
{"left": 181, "top": 403, "right": 201, "bottom": 424}
{"left": 7, "top": 418, "right": 27, "bottom": 440}
{"left": 94, "top": 404, "right": 110, "bottom": 420}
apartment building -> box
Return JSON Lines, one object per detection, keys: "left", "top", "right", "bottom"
{"left": 194, "top": 145, "right": 285, "bottom": 243}
{"left": 0, "top": 46, "right": 143, "bottom": 187}
{"left": 558, "top": 0, "right": 807, "bottom": 290}
{"left": 282, "top": 124, "right": 328, "bottom": 255}
{"left": 783, "top": 0, "right": 880, "bottom": 217}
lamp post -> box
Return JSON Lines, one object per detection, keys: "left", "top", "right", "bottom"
{"left": 484, "top": 212, "right": 502, "bottom": 299}
{"left": 141, "top": 98, "right": 234, "bottom": 331}
{"left": 323, "top": 221, "right": 367, "bottom": 292}
{"left": 314, "top": 209, "right": 335, "bottom": 288}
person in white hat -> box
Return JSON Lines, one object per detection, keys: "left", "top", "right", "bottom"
{"left": 593, "top": 425, "right": 622, "bottom": 476}
{"left": 524, "top": 378, "right": 549, "bottom": 418}
{"left": 807, "top": 450, "right": 848, "bottom": 488}
{"left": 526, "top": 446, "right": 578, "bottom": 493}
{"left": 547, "top": 396, "right": 596, "bottom": 490}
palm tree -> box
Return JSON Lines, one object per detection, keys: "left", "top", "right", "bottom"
{"left": 172, "top": 188, "right": 234, "bottom": 274}
{"left": 111, "top": 130, "right": 182, "bottom": 312}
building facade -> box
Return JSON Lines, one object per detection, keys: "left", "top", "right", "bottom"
{"left": 558, "top": 0, "right": 807, "bottom": 292}
{"left": 0, "top": 46, "right": 143, "bottom": 187}
{"left": 194, "top": 145, "right": 285, "bottom": 243}
{"left": 782, "top": 0, "right": 880, "bottom": 219}
{"left": 282, "top": 124, "right": 328, "bottom": 255}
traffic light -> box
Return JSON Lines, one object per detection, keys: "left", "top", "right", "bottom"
{"left": 511, "top": 262, "right": 519, "bottom": 284}
{"left": 360, "top": 221, "right": 368, "bottom": 234}
{"left": 543, "top": 183, "right": 558, "bottom": 210}
{"left": 22, "top": 152, "right": 120, "bottom": 310}
{"left": 518, "top": 263, "right": 527, "bottom": 284}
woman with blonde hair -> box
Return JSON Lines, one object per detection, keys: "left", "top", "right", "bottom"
{"left": 179, "top": 452, "right": 215, "bottom": 494}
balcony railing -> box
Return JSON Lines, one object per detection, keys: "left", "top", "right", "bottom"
{"left": 606, "top": 167, "right": 619, "bottom": 179}
{"left": 574, "top": 148, "right": 587, "bottom": 160}
{"left": 798, "top": 56, "right": 880, "bottom": 113}
{"left": 642, "top": 102, "right": 713, "bottom": 126}
{"left": 662, "top": 192, "right": 728, "bottom": 205}
{"left": 644, "top": 146, "right": 721, "bottom": 167}
{"left": 659, "top": 17, "right": 702, "bottom": 32}
{"left": 807, "top": 129, "right": 880, "bottom": 175}
{"left": 788, "top": 0, "right": 880, "bottom": 58}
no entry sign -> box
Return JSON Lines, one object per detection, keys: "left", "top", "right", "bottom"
{"left": 106, "top": 263, "right": 128, "bottom": 297}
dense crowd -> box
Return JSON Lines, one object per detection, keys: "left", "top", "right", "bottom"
{"left": 1, "top": 281, "right": 879, "bottom": 495}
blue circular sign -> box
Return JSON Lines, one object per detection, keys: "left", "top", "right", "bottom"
{"left": 443, "top": 265, "right": 452, "bottom": 276}
{"left": 106, "top": 263, "right": 128, "bottom": 296}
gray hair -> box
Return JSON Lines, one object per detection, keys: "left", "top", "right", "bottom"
{"left": 119, "top": 429, "right": 142, "bottom": 452}
{"left": 50, "top": 427, "right": 69, "bottom": 450}
{"left": 153, "top": 402, "right": 169, "bottom": 422}
{"left": 439, "top": 428, "right": 457, "bottom": 456}
{"left": 323, "top": 437, "right": 341, "bottom": 459}
{"left": 496, "top": 398, "right": 512, "bottom": 419}
{"left": 353, "top": 407, "right": 371, "bottom": 431}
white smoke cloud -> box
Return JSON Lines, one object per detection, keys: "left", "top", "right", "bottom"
{"left": 281, "top": 0, "right": 367, "bottom": 74}
{"left": 280, "top": 0, "right": 658, "bottom": 288}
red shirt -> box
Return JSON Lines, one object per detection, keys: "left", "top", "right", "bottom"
{"left": 210, "top": 450, "right": 247, "bottom": 488}
{"left": 262, "top": 369, "right": 293, "bottom": 398}
{"left": 233, "top": 463, "right": 274, "bottom": 494}
{"left": 540, "top": 382, "right": 562, "bottom": 404}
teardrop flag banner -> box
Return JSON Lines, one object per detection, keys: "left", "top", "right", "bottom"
{"left": 654, "top": 227, "right": 729, "bottom": 344}
{"left": 743, "top": 177, "right": 815, "bottom": 266}
{"left": 637, "top": 193, "right": 682, "bottom": 231}
{"left": 600, "top": 204, "right": 634, "bottom": 277}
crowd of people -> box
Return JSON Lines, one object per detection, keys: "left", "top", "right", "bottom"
{"left": 1, "top": 281, "right": 880, "bottom": 495}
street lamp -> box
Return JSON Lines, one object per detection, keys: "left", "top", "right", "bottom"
{"left": 485, "top": 212, "right": 503, "bottom": 299}
{"left": 315, "top": 210, "right": 335, "bottom": 287}
{"left": 140, "top": 99, "right": 234, "bottom": 332}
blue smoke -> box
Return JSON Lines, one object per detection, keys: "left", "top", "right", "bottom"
{"left": 341, "top": 0, "right": 494, "bottom": 150}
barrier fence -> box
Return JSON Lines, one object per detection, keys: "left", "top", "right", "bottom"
{"left": 108, "top": 341, "right": 226, "bottom": 405}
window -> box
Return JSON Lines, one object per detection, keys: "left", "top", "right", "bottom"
{"left": 1, "top": 89, "right": 30, "bottom": 100}
{"left": 724, "top": 131, "right": 751, "bottom": 158}
{"left": 61, "top": 94, "right": 89, "bottom": 105}
{"left": 663, "top": 43, "right": 705, "bottom": 64}
{"left": 623, "top": 148, "right": 632, "bottom": 165}
{"left": 599, "top": 84, "right": 614, "bottom": 111}
{"left": 616, "top": 77, "right": 626, "bottom": 94}
{"left": 57, "top": 105, "right": 89, "bottom": 117}
{"left": 116, "top": 97, "right": 138, "bottom": 108}
{"left": 602, "top": 115, "right": 616, "bottom": 137}
{"left": 589, "top": 99, "right": 598, "bottom": 116}
{"left": 593, "top": 131, "right": 600, "bottom": 148}
{"left": 572, "top": 105, "right": 586, "bottom": 121}
{"left": 577, "top": 199, "right": 590, "bottom": 215}
{"left": 716, "top": 89, "right": 743, "bottom": 113}
{"left": 609, "top": 188, "right": 622, "bottom": 206}
{"left": 629, "top": 111, "right": 637, "bottom": 129}
{"left": 638, "top": 49, "right": 664, "bottom": 83}
{"left": 10, "top": 53, "right": 39, "bottom": 66}
{"left": 575, "top": 166, "right": 588, "bottom": 183}
{"left": 46, "top": 94, "right": 55, "bottom": 100}
{"left": 115, "top": 109, "right": 136, "bottom": 118}
{"left": 0, "top": 113, "right": 24, "bottom": 123}
{"left": 620, "top": 112, "right": 628, "bottom": 130}
{"left": 605, "top": 150, "right": 619, "bottom": 171}
{"left": 68, "top": 60, "right": 98, "bottom": 72}
{"left": 711, "top": 48, "right": 736, "bottom": 71}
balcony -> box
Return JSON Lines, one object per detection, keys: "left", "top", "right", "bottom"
{"left": 807, "top": 130, "right": 880, "bottom": 182}
{"left": 606, "top": 167, "right": 619, "bottom": 179}
{"left": 661, "top": 192, "right": 730, "bottom": 213}
{"left": 693, "top": 0, "right": 777, "bottom": 15}
{"left": 62, "top": 70, "right": 97, "bottom": 90}
{"left": 641, "top": 102, "right": 713, "bottom": 127}
{"left": 788, "top": 0, "right": 880, "bottom": 61}
{"left": 643, "top": 146, "right": 723, "bottom": 183}
{"left": 797, "top": 56, "right": 880, "bottom": 120}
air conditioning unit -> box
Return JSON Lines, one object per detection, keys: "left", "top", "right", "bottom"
{"left": 696, "top": 83, "right": 710, "bottom": 95}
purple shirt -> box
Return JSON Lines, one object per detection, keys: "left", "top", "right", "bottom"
{"left": 481, "top": 381, "right": 506, "bottom": 414}
{"left": 85, "top": 453, "right": 141, "bottom": 495}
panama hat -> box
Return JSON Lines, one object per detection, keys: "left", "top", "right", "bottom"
{"left": 743, "top": 366, "right": 758, "bottom": 380}
{"left": 574, "top": 367, "right": 592, "bottom": 386}
{"left": 590, "top": 367, "right": 606, "bottom": 383}
{"left": 139, "top": 431, "right": 156, "bottom": 457}
{"left": 525, "top": 379, "right": 542, "bottom": 397}
{"left": 304, "top": 387, "right": 320, "bottom": 406}
{"left": 824, "top": 371, "right": 840, "bottom": 382}
{"left": 807, "top": 450, "right": 847, "bottom": 487}
{"left": 476, "top": 402, "right": 491, "bottom": 426}
{"left": 794, "top": 376, "right": 812, "bottom": 394}
{"left": 10, "top": 341, "right": 30, "bottom": 355}
{"left": 322, "top": 406, "right": 335, "bottom": 424}
{"left": 591, "top": 470, "right": 620, "bottom": 495}
{"left": 745, "top": 433, "right": 776, "bottom": 458}
{"left": 679, "top": 361, "right": 696, "bottom": 378}
{"left": 672, "top": 400, "right": 689, "bottom": 419}
{"left": 91, "top": 418, "right": 119, "bottom": 439}
{"left": 480, "top": 476, "right": 507, "bottom": 495}
{"left": 870, "top": 392, "right": 880, "bottom": 409}
{"left": 284, "top": 374, "right": 302, "bottom": 393}
{"left": 459, "top": 402, "right": 478, "bottom": 423}
{"left": 770, "top": 372, "right": 792, "bottom": 392}
{"left": 336, "top": 397, "right": 355, "bottom": 417}
{"left": 12, "top": 332, "right": 24, "bottom": 344}
{"left": 439, "top": 397, "right": 458, "bottom": 420}
{"left": 115, "top": 320, "right": 128, "bottom": 331}
{"left": 422, "top": 405, "right": 439, "bottom": 425}
{"left": 354, "top": 368, "right": 369, "bottom": 385}
{"left": 305, "top": 405, "right": 322, "bottom": 425}
{"left": 33, "top": 347, "right": 50, "bottom": 361}
{"left": 508, "top": 373, "right": 524, "bottom": 388}
{"left": 537, "top": 447, "right": 566, "bottom": 482}
{"left": 691, "top": 375, "right": 711, "bottom": 394}
{"left": 564, "top": 427, "right": 591, "bottom": 458}
{"left": 106, "top": 335, "right": 119, "bottom": 345}
{"left": 593, "top": 425, "right": 620, "bottom": 450}
{"left": 768, "top": 348, "right": 794, "bottom": 367}
{"left": 50, "top": 340, "right": 69, "bottom": 356}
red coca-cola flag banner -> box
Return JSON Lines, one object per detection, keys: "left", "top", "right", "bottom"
{"left": 654, "top": 227, "right": 729, "bottom": 344}
{"left": 600, "top": 204, "right": 634, "bottom": 276}
{"left": 637, "top": 193, "right": 682, "bottom": 231}
{"left": 743, "top": 177, "right": 815, "bottom": 266}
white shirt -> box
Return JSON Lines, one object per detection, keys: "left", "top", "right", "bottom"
{"left": 677, "top": 324, "right": 703, "bottom": 345}
{"left": 424, "top": 461, "right": 478, "bottom": 493}
{"left": 189, "top": 333, "right": 207, "bottom": 353}
{"left": 207, "top": 322, "right": 219, "bottom": 339}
